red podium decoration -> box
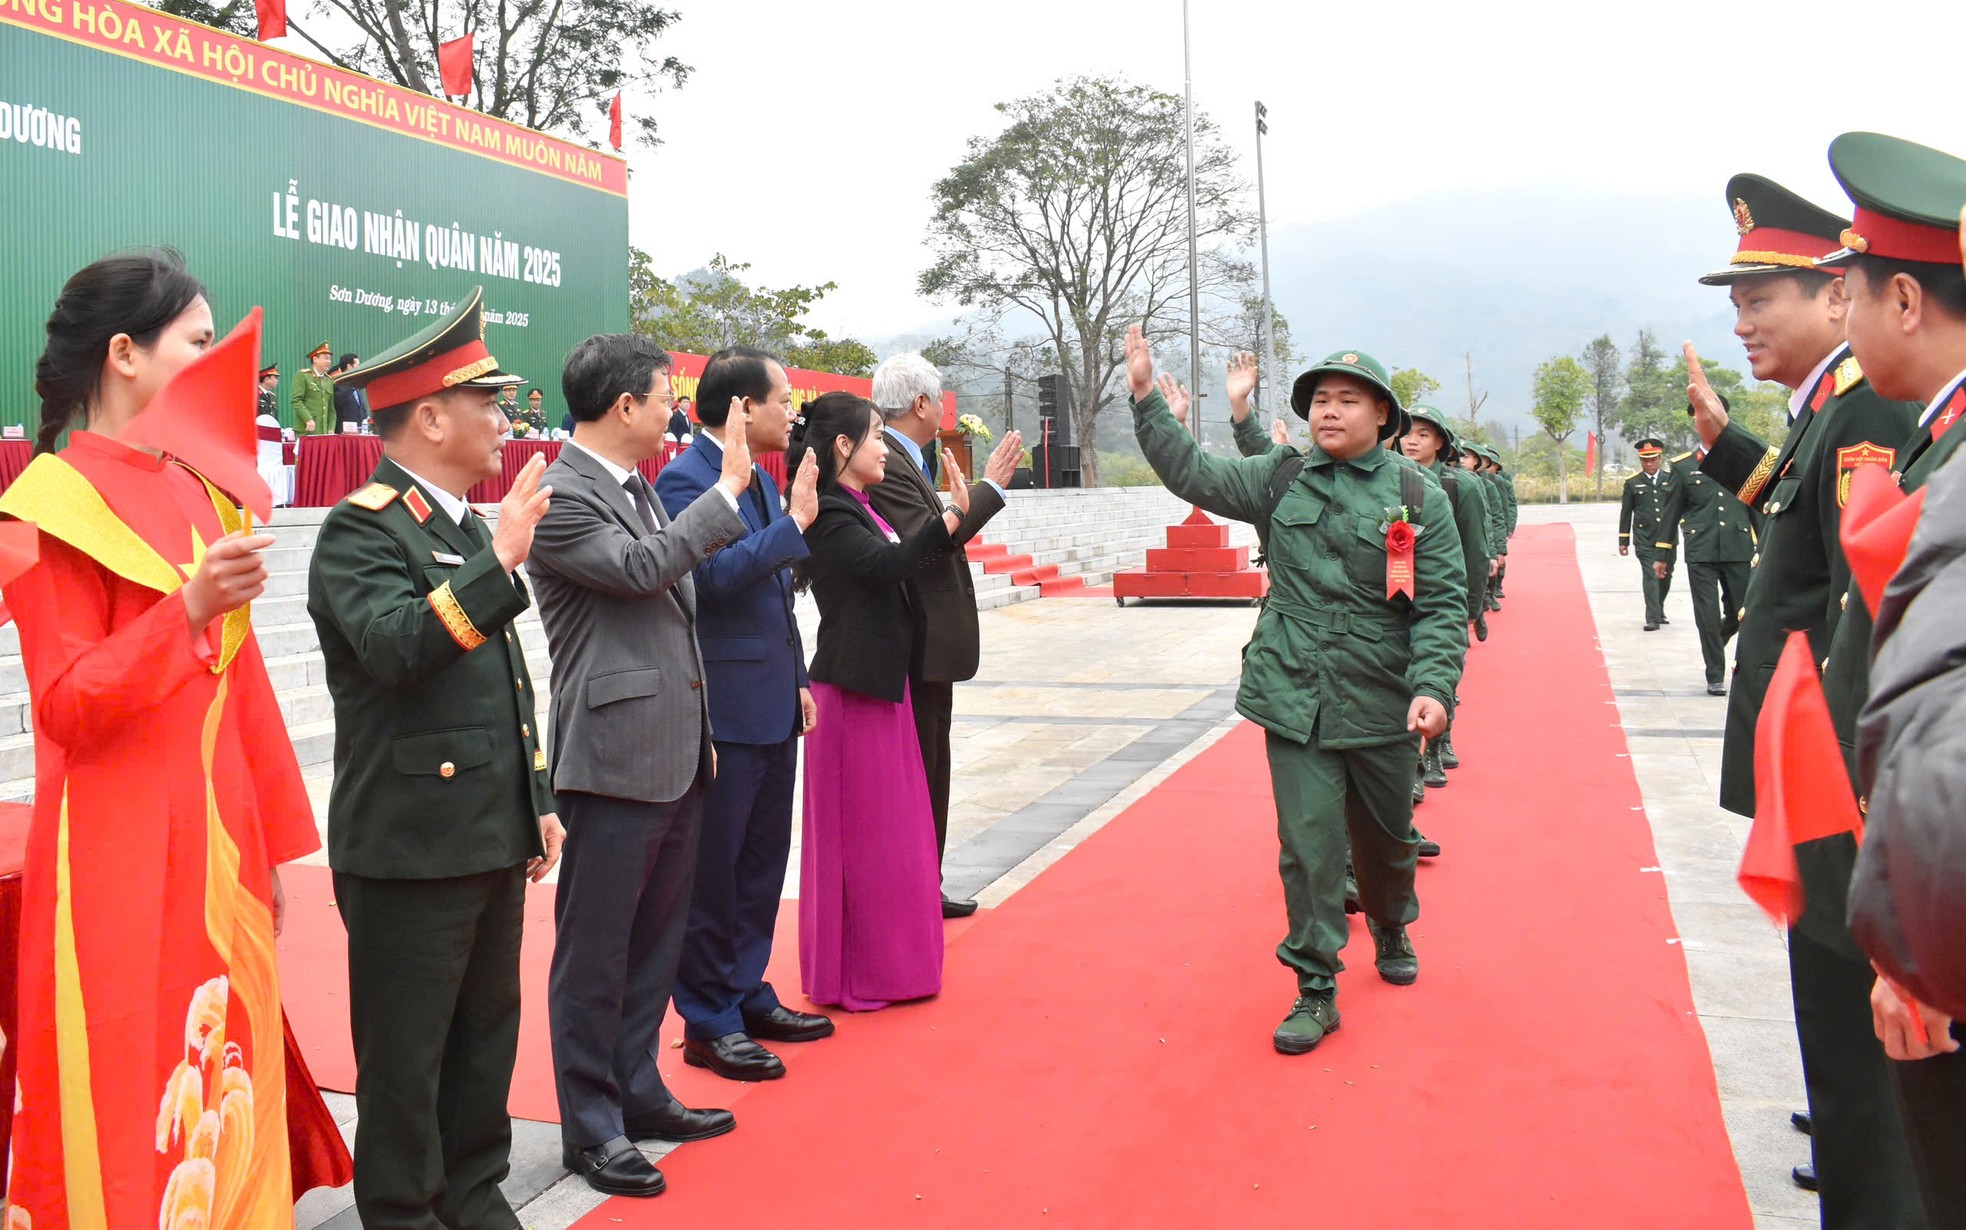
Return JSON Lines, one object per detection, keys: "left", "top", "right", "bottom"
{"left": 1112, "top": 506, "right": 1269, "bottom": 605}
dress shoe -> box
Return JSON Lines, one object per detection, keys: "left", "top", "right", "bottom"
{"left": 562, "top": 1136, "right": 665, "bottom": 1197}
{"left": 1643, "top": 622, "right": 1660, "bottom": 632}
{"left": 1273, "top": 991, "right": 1339, "bottom": 1055}
{"left": 1437, "top": 734, "right": 1459, "bottom": 769}
{"left": 1367, "top": 918, "right": 1418, "bottom": 986}
{"left": 744, "top": 1005, "right": 835, "bottom": 1043}
{"left": 1792, "top": 1163, "right": 1817, "bottom": 1192}
{"left": 1416, "top": 834, "right": 1441, "bottom": 859}
{"left": 1707, "top": 682, "right": 1728, "bottom": 696}
{"left": 683, "top": 1033, "right": 785, "bottom": 1082}
{"left": 941, "top": 894, "right": 979, "bottom": 918}
{"left": 1791, "top": 1110, "right": 1812, "bottom": 1136}
{"left": 1474, "top": 614, "right": 1489, "bottom": 642}
{"left": 1661, "top": 614, "right": 1670, "bottom": 624}
{"left": 625, "top": 1098, "right": 735, "bottom": 1143}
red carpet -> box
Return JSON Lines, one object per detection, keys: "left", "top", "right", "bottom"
{"left": 569, "top": 523, "right": 1752, "bottom": 1229}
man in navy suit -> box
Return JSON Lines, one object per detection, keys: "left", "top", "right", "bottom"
{"left": 654, "top": 346, "right": 832, "bottom": 1082}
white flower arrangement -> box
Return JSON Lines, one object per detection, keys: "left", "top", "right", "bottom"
{"left": 956, "top": 413, "right": 993, "bottom": 443}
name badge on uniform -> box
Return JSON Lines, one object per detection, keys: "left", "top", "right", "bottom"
{"left": 431, "top": 550, "right": 466, "bottom": 566}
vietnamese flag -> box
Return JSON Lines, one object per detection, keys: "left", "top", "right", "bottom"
{"left": 1740, "top": 632, "right": 1864, "bottom": 923}
{"left": 254, "top": 0, "right": 286, "bottom": 40}
{"left": 608, "top": 91, "right": 623, "bottom": 151}
{"left": 439, "top": 33, "right": 475, "bottom": 98}
{"left": 1584, "top": 431, "right": 1598, "bottom": 476}
{"left": 120, "top": 308, "right": 275, "bottom": 522}
{"left": 1840, "top": 462, "right": 1927, "bottom": 614}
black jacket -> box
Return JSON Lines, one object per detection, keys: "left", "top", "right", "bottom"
{"left": 802, "top": 487, "right": 951, "bottom": 703}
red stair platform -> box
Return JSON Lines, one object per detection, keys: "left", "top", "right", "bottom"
{"left": 1111, "top": 507, "right": 1268, "bottom": 605}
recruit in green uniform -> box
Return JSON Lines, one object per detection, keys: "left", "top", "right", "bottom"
{"left": 1690, "top": 169, "right": 1923, "bottom": 1224}
{"left": 1618, "top": 436, "right": 1682, "bottom": 630}
{"left": 1125, "top": 327, "right": 1466, "bottom": 1056}
{"left": 1401, "top": 405, "right": 1486, "bottom": 788}
{"left": 1665, "top": 439, "right": 1755, "bottom": 694}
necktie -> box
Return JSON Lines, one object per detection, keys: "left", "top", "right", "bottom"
{"left": 750, "top": 470, "right": 771, "bottom": 525}
{"left": 624, "top": 476, "right": 659, "bottom": 534}
{"left": 922, "top": 447, "right": 938, "bottom": 485}
{"left": 461, "top": 511, "right": 488, "bottom": 548}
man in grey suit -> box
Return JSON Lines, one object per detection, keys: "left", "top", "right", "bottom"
{"left": 526, "top": 333, "right": 753, "bottom": 1198}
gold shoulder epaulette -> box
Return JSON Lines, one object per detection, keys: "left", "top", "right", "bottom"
{"left": 346, "top": 483, "right": 400, "bottom": 511}
{"left": 1672, "top": 451, "right": 1694, "bottom": 463}
{"left": 1833, "top": 356, "right": 1864, "bottom": 397}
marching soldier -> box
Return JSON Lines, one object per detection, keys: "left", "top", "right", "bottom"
{"left": 1487, "top": 448, "right": 1518, "bottom": 600}
{"left": 1666, "top": 439, "right": 1756, "bottom": 695}
{"left": 1402, "top": 405, "right": 1488, "bottom": 789}
{"left": 1687, "top": 171, "right": 1921, "bottom": 1224}
{"left": 1126, "top": 328, "right": 1466, "bottom": 1055}
{"left": 308, "top": 289, "right": 564, "bottom": 1228}
{"left": 291, "top": 340, "right": 334, "bottom": 434}
{"left": 1619, "top": 436, "right": 1682, "bottom": 630}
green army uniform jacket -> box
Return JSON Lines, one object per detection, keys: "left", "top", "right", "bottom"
{"left": 1431, "top": 460, "right": 1489, "bottom": 620}
{"left": 1136, "top": 389, "right": 1467, "bottom": 748}
{"left": 1233, "top": 413, "right": 1279, "bottom": 458}
{"left": 290, "top": 369, "right": 333, "bottom": 435}
{"left": 1618, "top": 466, "right": 1682, "bottom": 561}
{"left": 1477, "top": 470, "right": 1509, "bottom": 556}
{"left": 307, "top": 456, "right": 553, "bottom": 879}
{"left": 1497, "top": 471, "right": 1519, "bottom": 539}
{"left": 1667, "top": 458, "right": 1756, "bottom": 564}
{"left": 1805, "top": 374, "right": 1966, "bottom": 957}
{"left": 1699, "top": 345, "right": 1918, "bottom": 817}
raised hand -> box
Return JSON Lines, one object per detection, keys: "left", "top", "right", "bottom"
{"left": 787, "top": 448, "right": 819, "bottom": 530}
{"left": 942, "top": 449, "right": 971, "bottom": 515}
{"left": 183, "top": 530, "right": 277, "bottom": 631}
{"left": 984, "top": 429, "right": 1024, "bottom": 488}
{"left": 1156, "top": 372, "right": 1191, "bottom": 425}
{"left": 717, "top": 397, "right": 755, "bottom": 499}
{"left": 1226, "top": 351, "right": 1259, "bottom": 420}
{"left": 1684, "top": 342, "right": 1730, "bottom": 448}
{"left": 1270, "top": 418, "right": 1290, "bottom": 448}
{"left": 1125, "top": 324, "right": 1154, "bottom": 399}
{"left": 492, "top": 453, "right": 553, "bottom": 573}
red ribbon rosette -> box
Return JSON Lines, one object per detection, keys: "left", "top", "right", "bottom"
{"left": 1386, "top": 520, "right": 1416, "bottom": 600}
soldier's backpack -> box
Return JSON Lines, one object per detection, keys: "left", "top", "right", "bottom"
{"left": 1256, "top": 452, "right": 1427, "bottom": 566}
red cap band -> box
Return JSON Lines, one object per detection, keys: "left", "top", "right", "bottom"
{"left": 1734, "top": 226, "right": 1843, "bottom": 268}
{"left": 1841, "top": 206, "right": 1962, "bottom": 265}
{"left": 364, "top": 340, "right": 494, "bottom": 410}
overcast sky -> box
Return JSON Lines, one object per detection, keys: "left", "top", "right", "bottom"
{"left": 615, "top": 0, "right": 1963, "bottom": 346}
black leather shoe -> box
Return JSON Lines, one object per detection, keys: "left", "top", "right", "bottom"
{"left": 744, "top": 1005, "right": 835, "bottom": 1043}
{"left": 1343, "top": 873, "right": 1361, "bottom": 915}
{"left": 625, "top": 1098, "right": 735, "bottom": 1143}
{"left": 942, "top": 894, "right": 979, "bottom": 918}
{"left": 562, "top": 1136, "right": 665, "bottom": 1197}
{"left": 1792, "top": 1164, "right": 1817, "bottom": 1192}
{"left": 1416, "top": 835, "right": 1441, "bottom": 859}
{"left": 683, "top": 1033, "right": 785, "bottom": 1082}
{"left": 1707, "top": 682, "right": 1727, "bottom": 696}
{"left": 1791, "top": 1110, "right": 1812, "bottom": 1136}
{"left": 1474, "top": 614, "right": 1489, "bottom": 642}
{"left": 1644, "top": 622, "right": 1660, "bottom": 631}
{"left": 1661, "top": 614, "right": 1670, "bottom": 624}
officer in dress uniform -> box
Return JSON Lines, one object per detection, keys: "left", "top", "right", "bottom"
{"left": 1127, "top": 329, "right": 1466, "bottom": 1055}
{"left": 291, "top": 341, "right": 334, "bottom": 435}
{"left": 1666, "top": 436, "right": 1755, "bottom": 695}
{"left": 1618, "top": 437, "right": 1681, "bottom": 630}
{"left": 308, "top": 289, "right": 565, "bottom": 1229}
{"left": 1814, "top": 131, "right": 1966, "bottom": 1221}
{"left": 1688, "top": 171, "right": 1923, "bottom": 1224}
{"left": 257, "top": 362, "right": 280, "bottom": 420}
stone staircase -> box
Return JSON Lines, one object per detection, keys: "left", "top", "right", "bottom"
{"left": 0, "top": 487, "right": 1253, "bottom": 801}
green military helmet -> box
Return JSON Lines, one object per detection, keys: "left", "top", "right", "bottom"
{"left": 1405, "top": 404, "right": 1458, "bottom": 456}
{"left": 1289, "top": 349, "right": 1404, "bottom": 439}
{"left": 1817, "top": 132, "right": 1966, "bottom": 269}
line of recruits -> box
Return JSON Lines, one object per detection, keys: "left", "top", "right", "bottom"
{"left": 1123, "top": 328, "right": 1516, "bottom": 1056}
{"left": 1680, "top": 133, "right": 1966, "bottom": 1225}
{"left": 1618, "top": 429, "right": 1760, "bottom": 693}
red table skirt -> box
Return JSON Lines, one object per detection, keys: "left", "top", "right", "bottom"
{"left": 0, "top": 800, "right": 33, "bottom": 1195}
{"left": 292, "top": 436, "right": 783, "bottom": 507}
{"left": 0, "top": 439, "right": 34, "bottom": 495}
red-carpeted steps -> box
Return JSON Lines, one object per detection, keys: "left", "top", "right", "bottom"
{"left": 574, "top": 523, "right": 1750, "bottom": 1230}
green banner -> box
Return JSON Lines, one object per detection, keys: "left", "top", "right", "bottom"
{"left": 1, "top": 3, "right": 629, "bottom": 431}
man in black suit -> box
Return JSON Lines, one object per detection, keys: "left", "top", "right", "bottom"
{"left": 332, "top": 351, "right": 366, "bottom": 430}
{"left": 867, "top": 353, "right": 1023, "bottom": 916}
{"left": 527, "top": 334, "right": 751, "bottom": 1198}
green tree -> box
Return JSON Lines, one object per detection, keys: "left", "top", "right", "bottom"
{"left": 1390, "top": 367, "right": 1442, "bottom": 411}
{"left": 150, "top": 0, "right": 254, "bottom": 34}
{"left": 270, "top": 0, "right": 689, "bottom": 149}
{"left": 1532, "top": 355, "right": 1591, "bottom": 502}
{"left": 1619, "top": 328, "right": 1677, "bottom": 446}
{"left": 920, "top": 75, "right": 1256, "bottom": 485}
{"left": 628, "top": 250, "right": 877, "bottom": 377}
{"left": 1667, "top": 355, "right": 1788, "bottom": 447}
{"left": 1580, "top": 334, "right": 1622, "bottom": 500}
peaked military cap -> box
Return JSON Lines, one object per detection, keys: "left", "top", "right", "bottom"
{"left": 334, "top": 287, "right": 523, "bottom": 409}
{"left": 307, "top": 341, "right": 333, "bottom": 358}
{"left": 1634, "top": 435, "right": 1666, "bottom": 458}
{"left": 1817, "top": 132, "right": 1966, "bottom": 268}
{"left": 1289, "top": 349, "right": 1403, "bottom": 439}
{"left": 1699, "top": 174, "right": 1850, "bottom": 285}
{"left": 258, "top": 363, "right": 280, "bottom": 379}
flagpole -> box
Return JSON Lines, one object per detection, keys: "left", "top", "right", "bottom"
{"left": 1182, "top": 0, "right": 1201, "bottom": 440}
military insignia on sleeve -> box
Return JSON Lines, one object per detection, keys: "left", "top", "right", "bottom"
{"left": 346, "top": 483, "right": 399, "bottom": 511}
{"left": 1836, "top": 441, "right": 1896, "bottom": 507}
{"left": 1833, "top": 357, "right": 1864, "bottom": 396}
{"left": 1732, "top": 198, "right": 1755, "bottom": 235}
{"left": 403, "top": 487, "right": 434, "bottom": 524}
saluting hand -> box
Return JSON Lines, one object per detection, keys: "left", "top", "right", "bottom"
{"left": 984, "top": 430, "right": 1024, "bottom": 488}
{"left": 717, "top": 397, "right": 755, "bottom": 501}
{"left": 788, "top": 449, "right": 820, "bottom": 531}
{"left": 1683, "top": 342, "right": 1730, "bottom": 448}
{"left": 492, "top": 454, "right": 552, "bottom": 574}
{"left": 1157, "top": 372, "right": 1191, "bottom": 426}
{"left": 529, "top": 812, "right": 565, "bottom": 883}
{"left": 942, "top": 450, "right": 971, "bottom": 515}
{"left": 183, "top": 530, "right": 278, "bottom": 632}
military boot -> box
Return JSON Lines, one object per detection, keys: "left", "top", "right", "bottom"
{"left": 1474, "top": 613, "right": 1489, "bottom": 642}
{"left": 1437, "top": 732, "right": 1459, "bottom": 769}
{"left": 1411, "top": 768, "right": 1426, "bottom": 806}
{"left": 1272, "top": 990, "right": 1340, "bottom": 1055}
{"left": 1343, "top": 871, "right": 1361, "bottom": 916}
{"left": 1422, "top": 742, "right": 1448, "bottom": 788}
{"left": 1367, "top": 919, "right": 1419, "bottom": 985}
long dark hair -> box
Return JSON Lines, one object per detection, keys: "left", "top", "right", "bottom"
{"left": 788, "top": 390, "right": 881, "bottom": 592}
{"left": 34, "top": 248, "right": 208, "bottom": 455}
